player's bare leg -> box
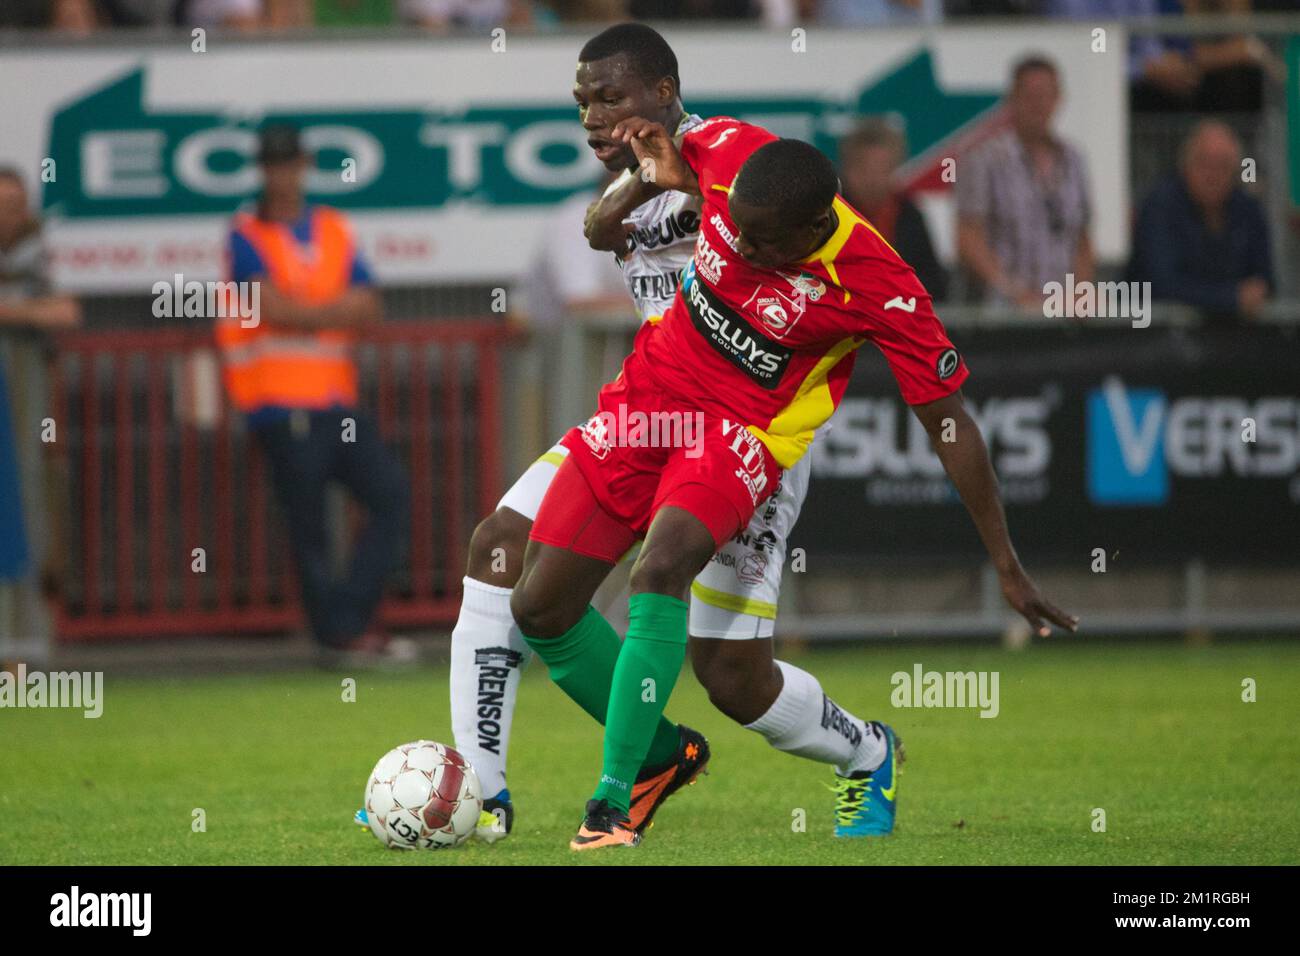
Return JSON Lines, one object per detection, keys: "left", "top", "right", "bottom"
{"left": 691, "top": 636, "right": 888, "bottom": 776}
{"left": 465, "top": 507, "right": 532, "bottom": 586}
{"left": 689, "top": 637, "right": 783, "bottom": 725}
{"left": 511, "top": 540, "right": 612, "bottom": 639}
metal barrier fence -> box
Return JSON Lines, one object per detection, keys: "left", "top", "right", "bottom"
{"left": 49, "top": 320, "right": 518, "bottom": 641}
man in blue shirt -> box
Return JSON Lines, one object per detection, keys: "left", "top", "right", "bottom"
{"left": 1128, "top": 120, "right": 1274, "bottom": 321}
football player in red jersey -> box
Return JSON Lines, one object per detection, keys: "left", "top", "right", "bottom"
{"left": 512, "top": 114, "right": 1078, "bottom": 849}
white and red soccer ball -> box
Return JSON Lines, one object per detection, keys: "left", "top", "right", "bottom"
{"left": 363, "top": 740, "right": 482, "bottom": 849}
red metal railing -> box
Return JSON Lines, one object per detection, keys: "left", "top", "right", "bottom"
{"left": 49, "top": 321, "right": 519, "bottom": 641}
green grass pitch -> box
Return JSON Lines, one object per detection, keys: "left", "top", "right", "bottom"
{"left": 2, "top": 640, "right": 1297, "bottom": 865}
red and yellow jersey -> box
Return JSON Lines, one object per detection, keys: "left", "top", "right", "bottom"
{"left": 637, "top": 117, "right": 968, "bottom": 468}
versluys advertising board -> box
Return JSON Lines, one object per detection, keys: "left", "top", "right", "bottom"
{"left": 799, "top": 326, "right": 1300, "bottom": 564}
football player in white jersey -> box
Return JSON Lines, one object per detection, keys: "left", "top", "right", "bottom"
{"left": 360, "top": 23, "right": 887, "bottom": 844}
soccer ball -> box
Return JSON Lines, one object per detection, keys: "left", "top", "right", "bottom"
{"left": 363, "top": 740, "right": 483, "bottom": 850}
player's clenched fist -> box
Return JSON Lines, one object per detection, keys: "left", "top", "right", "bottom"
{"left": 611, "top": 117, "right": 700, "bottom": 197}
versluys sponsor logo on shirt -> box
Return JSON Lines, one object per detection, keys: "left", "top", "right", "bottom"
{"left": 682, "top": 263, "right": 791, "bottom": 389}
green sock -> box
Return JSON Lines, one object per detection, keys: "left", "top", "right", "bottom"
{"left": 520, "top": 605, "right": 678, "bottom": 765}
{"left": 593, "top": 592, "right": 689, "bottom": 813}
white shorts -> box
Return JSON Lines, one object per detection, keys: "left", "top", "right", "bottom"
{"left": 497, "top": 436, "right": 815, "bottom": 641}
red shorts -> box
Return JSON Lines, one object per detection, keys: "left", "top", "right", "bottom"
{"left": 530, "top": 357, "right": 782, "bottom": 563}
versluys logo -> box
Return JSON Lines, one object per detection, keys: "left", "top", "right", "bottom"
{"left": 1087, "top": 377, "right": 1168, "bottom": 505}
{"left": 683, "top": 264, "right": 791, "bottom": 389}
{"left": 813, "top": 392, "right": 1054, "bottom": 505}
{"left": 1087, "top": 376, "right": 1300, "bottom": 506}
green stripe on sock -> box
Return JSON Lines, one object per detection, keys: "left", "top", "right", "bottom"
{"left": 594, "top": 592, "right": 689, "bottom": 813}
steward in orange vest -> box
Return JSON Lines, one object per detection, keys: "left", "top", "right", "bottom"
{"left": 219, "top": 124, "right": 410, "bottom": 663}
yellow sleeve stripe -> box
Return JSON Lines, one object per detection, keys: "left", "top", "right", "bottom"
{"left": 800, "top": 197, "right": 902, "bottom": 304}
{"left": 536, "top": 450, "right": 567, "bottom": 468}
{"left": 749, "top": 334, "right": 864, "bottom": 469}
{"left": 690, "top": 580, "right": 778, "bottom": 620}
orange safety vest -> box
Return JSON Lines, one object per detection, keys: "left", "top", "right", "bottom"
{"left": 216, "top": 206, "right": 360, "bottom": 413}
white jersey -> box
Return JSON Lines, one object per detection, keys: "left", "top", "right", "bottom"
{"left": 605, "top": 112, "right": 706, "bottom": 321}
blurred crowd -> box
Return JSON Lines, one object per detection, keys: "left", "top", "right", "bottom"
{"left": 533, "top": 47, "right": 1280, "bottom": 325}
{"left": 0, "top": 3, "right": 1290, "bottom": 324}
{"left": 0, "top": 0, "right": 1294, "bottom": 42}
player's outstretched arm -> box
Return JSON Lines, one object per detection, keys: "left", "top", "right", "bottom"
{"left": 584, "top": 173, "right": 666, "bottom": 252}
{"left": 913, "top": 390, "right": 1080, "bottom": 638}
{"left": 611, "top": 117, "right": 701, "bottom": 198}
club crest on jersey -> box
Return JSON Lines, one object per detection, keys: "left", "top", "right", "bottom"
{"left": 742, "top": 283, "right": 806, "bottom": 339}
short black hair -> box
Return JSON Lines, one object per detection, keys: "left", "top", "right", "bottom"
{"left": 579, "top": 23, "right": 681, "bottom": 97}
{"left": 733, "top": 139, "right": 839, "bottom": 224}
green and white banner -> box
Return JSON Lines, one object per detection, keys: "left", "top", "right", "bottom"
{"left": 0, "top": 27, "right": 1127, "bottom": 293}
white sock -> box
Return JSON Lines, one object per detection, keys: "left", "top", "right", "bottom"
{"left": 449, "top": 577, "right": 532, "bottom": 798}
{"left": 745, "top": 660, "right": 885, "bottom": 776}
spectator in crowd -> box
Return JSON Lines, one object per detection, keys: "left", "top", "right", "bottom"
{"left": 838, "top": 119, "right": 948, "bottom": 302}
{"left": 944, "top": 0, "right": 1036, "bottom": 14}
{"left": 956, "top": 54, "right": 1094, "bottom": 312}
{"left": 311, "top": 0, "right": 396, "bottom": 26}
{"left": 0, "top": 0, "right": 98, "bottom": 30}
{"left": 217, "top": 125, "right": 412, "bottom": 665}
{"left": 628, "top": 0, "right": 757, "bottom": 18}
{"left": 400, "top": 0, "right": 536, "bottom": 30}
{"left": 1043, "top": 0, "right": 1203, "bottom": 109}
{"left": 0, "top": 168, "right": 81, "bottom": 665}
{"left": 1179, "top": 0, "right": 1282, "bottom": 113}
{"left": 814, "top": 0, "right": 941, "bottom": 26}
{"left": 174, "top": 0, "right": 264, "bottom": 29}
{"left": 1047, "top": 0, "right": 1282, "bottom": 113}
{"left": 1128, "top": 119, "right": 1273, "bottom": 320}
